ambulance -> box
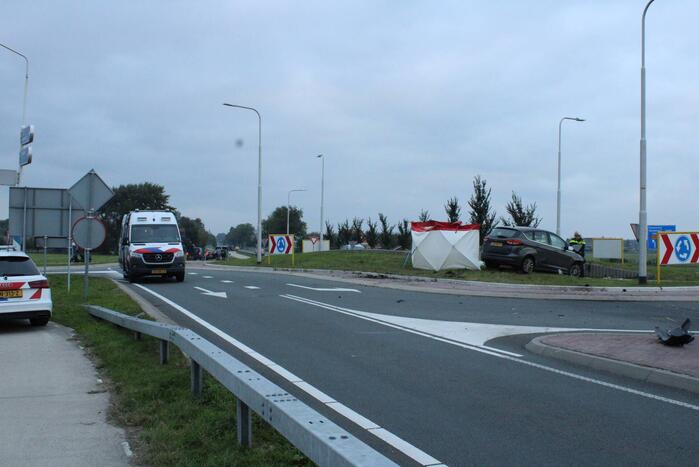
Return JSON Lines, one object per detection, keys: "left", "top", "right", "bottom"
{"left": 119, "top": 210, "right": 185, "bottom": 282}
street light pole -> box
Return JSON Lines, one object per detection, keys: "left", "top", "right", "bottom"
{"left": 556, "top": 116, "right": 585, "bottom": 237}
{"left": 639, "top": 0, "right": 656, "bottom": 284}
{"left": 317, "top": 154, "right": 325, "bottom": 252}
{"left": 0, "top": 42, "right": 29, "bottom": 185}
{"left": 223, "top": 103, "right": 263, "bottom": 263}
{"left": 286, "top": 188, "right": 307, "bottom": 235}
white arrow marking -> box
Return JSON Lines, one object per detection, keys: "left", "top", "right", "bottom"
{"left": 194, "top": 286, "right": 227, "bottom": 298}
{"left": 287, "top": 283, "right": 361, "bottom": 293}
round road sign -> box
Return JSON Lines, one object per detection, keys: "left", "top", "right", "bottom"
{"left": 72, "top": 217, "right": 107, "bottom": 250}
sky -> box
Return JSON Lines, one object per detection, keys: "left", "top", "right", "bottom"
{"left": 0, "top": 1, "right": 697, "bottom": 239}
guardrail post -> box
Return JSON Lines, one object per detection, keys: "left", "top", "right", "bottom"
{"left": 134, "top": 331, "right": 142, "bottom": 341}
{"left": 236, "top": 399, "right": 252, "bottom": 447}
{"left": 159, "top": 339, "right": 169, "bottom": 364}
{"left": 191, "top": 360, "right": 202, "bottom": 396}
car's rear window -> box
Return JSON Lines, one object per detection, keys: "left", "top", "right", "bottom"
{"left": 0, "top": 256, "right": 40, "bottom": 276}
{"left": 490, "top": 228, "right": 519, "bottom": 239}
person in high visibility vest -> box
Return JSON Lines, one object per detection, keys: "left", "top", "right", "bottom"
{"left": 568, "top": 231, "right": 586, "bottom": 258}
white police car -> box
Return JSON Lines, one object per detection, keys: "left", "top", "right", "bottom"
{"left": 0, "top": 248, "right": 52, "bottom": 326}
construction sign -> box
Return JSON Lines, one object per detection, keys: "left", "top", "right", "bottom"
{"left": 656, "top": 231, "right": 699, "bottom": 281}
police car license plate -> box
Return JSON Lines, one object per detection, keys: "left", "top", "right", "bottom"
{"left": 152, "top": 269, "right": 167, "bottom": 275}
{"left": 0, "top": 290, "right": 22, "bottom": 298}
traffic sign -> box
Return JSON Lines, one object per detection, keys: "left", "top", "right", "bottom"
{"left": 72, "top": 217, "right": 107, "bottom": 250}
{"left": 20, "top": 125, "right": 34, "bottom": 146}
{"left": 647, "top": 224, "right": 675, "bottom": 250}
{"left": 19, "top": 145, "right": 32, "bottom": 166}
{"left": 268, "top": 234, "right": 293, "bottom": 255}
{"left": 68, "top": 169, "right": 114, "bottom": 212}
{"left": 658, "top": 232, "right": 699, "bottom": 266}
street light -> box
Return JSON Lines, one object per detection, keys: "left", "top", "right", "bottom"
{"left": 0, "top": 42, "right": 29, "bottom": 184}
{"left": 638, "top": 0, "right": 656, "bottom": 284}
{"left": 317, "top": 154, "right": 325, "bottom": 252}
{"left": 223, "top": 103, "right": 263, "bottom": 263}
{"left": 556, "top": 116, "right": 585, "bottom": 236}
{"left": 287, "top": 188, "right": 307, "bottom": 235}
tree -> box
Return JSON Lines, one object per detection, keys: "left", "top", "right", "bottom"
{"left": 444, "top": 197, "right": 461, "bottom": 223}
{"left": 99, "top": 183, "right": 174, "bottom": 253}
{"left": 351, "top": 217, "right": 364, "bottom": 243}
{"left": 378, "top": 213, "right": 394, "bottom": 249}
{"left": 500, "top": 192, "right": 542, "bottom": 227}
{"left": 396, "top": 219, "right": 411, "bottom": 250}
{"left": 467, "top": 175, "right": 497, "bottom": 243}
{"left": 324, "top": 221, "right": 336, "bottom": 249}
{"left": 225, "top": 223, "right": 256, "bottom": 247}
{"left": 337, "top": 219, "right": 351, "bottom": 246}
{"left": 178, "top": 216, "right": 209, "bottom": 251}
{"left": 418, "top": 209, "right": 430, "bottom": 222}
{"left": 262, "top": 206, "right": 307, "bottom": 239}
{"left": 365, "top": 218, "right": 379, "bottom": 248}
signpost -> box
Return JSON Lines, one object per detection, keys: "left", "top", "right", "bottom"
{"left": 647, "top": 224, "right": 675, "bottom": 250}
{"left": 656, "top": 231, "right": 699, "bottom": 282}
{"left": 68, "top": 170, "right": 114, "bottom": 297}
{"left": 19, "top": 125, "right": 34, "bottom": 168}
{"left": 268, "top": 234, "right": 294, "bottom": 266}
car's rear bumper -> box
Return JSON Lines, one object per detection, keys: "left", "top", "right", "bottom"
{"left": 482, "top": 251, "right": 522, "bottom": 266}
{"left": 0, "top": 297, "right": 52, "bottom": 320}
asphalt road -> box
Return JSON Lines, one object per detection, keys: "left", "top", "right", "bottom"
{"left": 118, "top": 266, "right": 699, "bottom": 466}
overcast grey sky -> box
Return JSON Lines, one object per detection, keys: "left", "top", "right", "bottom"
{"left": 1, "top": 1, "right": 696, "bottom": 238}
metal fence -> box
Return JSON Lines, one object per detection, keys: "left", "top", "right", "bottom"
{"left": 85, "top": 305, "right": 396, "bottom": 467}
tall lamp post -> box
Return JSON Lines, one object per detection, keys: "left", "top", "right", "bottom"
{"left": 556, "top": 116, "right": 585, "bottom": 236}
{"left": 317, "top": 154, "right": 325, "bottom": 252}
{"left": 286, "top": 188, "right": 307, "bottom": 235}
{"left": 0, "top": 42, "right": 29, "bottom": 184}
{"left": 638, "top": 0, "right": 656, "bottom": 284}
{"left": 223, "top": 103, "right": 263, "bottom": 263}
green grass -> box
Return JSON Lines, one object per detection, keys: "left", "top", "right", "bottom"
{"left": 50, "top": 275, "right": 310, "bottom": 466}
{"left": 218, "top": 250, "right": 699, "bottom": 287}
{"left": 28, "top": 252, "right": 118, "bottom": 267}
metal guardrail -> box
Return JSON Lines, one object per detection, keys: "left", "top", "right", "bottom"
{"left": 85, "top": 305, "right": 397, "bottom": 467}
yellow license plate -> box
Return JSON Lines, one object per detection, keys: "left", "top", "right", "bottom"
{"left": 491, "top": 242, "right": 503, "bottom": 247}
{"left": 152, "top": 269, "right": 167, "bottom": 274}
{"left": 0, "top": 290, "right": 23, "bottom": 298}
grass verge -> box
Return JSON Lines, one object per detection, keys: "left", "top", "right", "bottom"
{"left": 50, "top": 274, "right": 309, "bottom": 466}
{"left": 28, "top": 252, "right": 118, "bottom": 267}
{"left": 219, "top": 250, "right": 699, "bottom": 287}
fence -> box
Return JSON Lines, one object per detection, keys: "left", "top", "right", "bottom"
{"left": 85, "top": 305, "right": 396, "bottom": 467}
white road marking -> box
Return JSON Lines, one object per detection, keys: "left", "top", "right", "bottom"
{"left": 244, "top": 286, "right": 260, "bottom": 290}
{"left": 280, "top": 294, "right": 699, "bottom": 412}
{"left": 188, "top": 272, "right": 198, "bottom": 275}
{"left": 221, "top": 280, "right": 234, "bottom": 283}
{"left": 193, "top": 286, "right": 228, "bottom": 299}
{"left": 287, "top": 283, "right": 361, "bottom": 293}
{"left": 132, "top": 284, "right": 442, "bottom": 466}
{"left": 282, "top": 294, "right": 521, "bottom": 358}
{"left": 202, "top": 275, "right": 214, "bottom": 279}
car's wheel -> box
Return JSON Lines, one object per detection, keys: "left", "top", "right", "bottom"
{"left": 175, "top": 272, "right": 185, "bottom": 282}
{"left": 484, "top": 260, "right": 498, "bottom": 269}
{"left": 30, "top": 317, "right": 49, "bottom": 326}
{"left": 569, "top": 262, "right": 583, "bottom": 278}
{"left": 521, "top": 256, "right": 535, "bottom": 274}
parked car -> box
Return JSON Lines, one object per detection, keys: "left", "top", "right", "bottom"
{"left": 482, "top": 226, "right": 585, "bottom": 277}
{"left": 340, "top": 243, "right": 366, "bottom": 251}
{"left": 0, "top": 247, "right": 52, "bottom": 326}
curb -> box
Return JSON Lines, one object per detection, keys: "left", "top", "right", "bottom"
{"left": 526, "top": 335, "right": 699, "bottom": 395}
{"left": 196, "top": 263, "right": 699, "bottom": 302}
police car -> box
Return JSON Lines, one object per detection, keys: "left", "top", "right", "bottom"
{"left": 0, "top": 247, "right": 52, "bottom": 326}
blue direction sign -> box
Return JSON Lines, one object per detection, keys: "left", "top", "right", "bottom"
{"left": 20, "top": 125, "right": 34, "bottom": 146}
{"left": 19, "top": 146, "right": 32, "bottom": 166}
{"left": 648, "top": 224, "right": 676, "bottom": 250}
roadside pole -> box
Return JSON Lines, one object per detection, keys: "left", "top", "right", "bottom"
{"left": 43, "top": 235, "right": 47, "bottom": 275}
{"left": 67, "top": 198, "right": 72, "bottom": 292}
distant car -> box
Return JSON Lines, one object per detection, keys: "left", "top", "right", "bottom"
{"left": 0, "top": 248, "right": 52, "bottom": 326}
{"left": 482, "top": 226, "right": 585, "bottom": 277}
{"left": 340, "top": 244, "right": 366, "bottom": 251}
